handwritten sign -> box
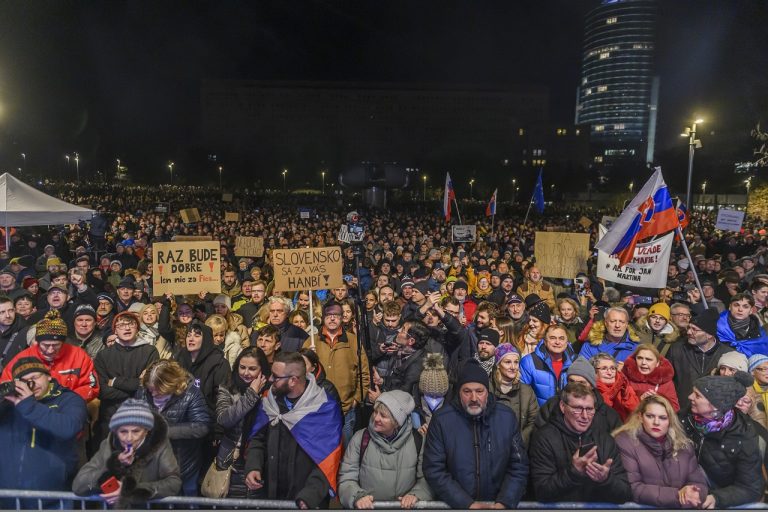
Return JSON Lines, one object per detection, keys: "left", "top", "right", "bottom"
{"left": 222, "top": 193, "right": 233, "bottom": 202}
{"left": 152, "top": 241, "right": 221, "bottom": 296}
{"left": 715, "top": 208, "right": 745, "bottom": 232}
{"left": 578, "top": 216, "right": 593, "bottom": 229}
{"left": 597, "top": 225, "right": 672, "bottom": 288}
{"left": 172, "top": 235, "right": 212, "bottom": 241}
{"left": 179, "top": 208, "right": 201, "bottom": 224}
{"left": 225, "top": 212, "right": 240, "bottom": 222}
{"left": 273, "top": 247, "right": 343, "bottom": 292}
{"left": 234, "top": 236, "right": 264, "bottom": 257}
{"left": 534, "top": 232, "right": 590, "bottom": 279}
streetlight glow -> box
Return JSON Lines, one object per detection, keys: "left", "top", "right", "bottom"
{"left": 321, "top": 171, "right": 326, "bottom": 195}
{"left": 282, "top": 169, "right": 288, "bottom": 193}
{"left": 218, "top": 166, "right": 223, "bottom": 190}
{"left": 422, "top": 174, "right": 427, "bottom": 201}
{"left": 683, "top": 118, "right": 704, "bottom": 211}
{"left": 469, "top": 179, "right": 475, "bottom": 199}
{"left": 168, "top": 161, "right": 174, "bottom": 184}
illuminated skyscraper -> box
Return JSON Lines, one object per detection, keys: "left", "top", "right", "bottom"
{"left": 575, "top": 0, "right": 658, "bottom": 170}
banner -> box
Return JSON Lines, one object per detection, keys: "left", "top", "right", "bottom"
{"left": 597, "top": 225, "right": 672, "bottom": 288}
{"left": 534, "top": 232, "right": 590, "bottom": 279}
{"left": 225, "top": 212, "right": 240, "bottom": 222}
{"left": 179, "top": 208, "right": 201, "bottom": 224}
{"left": 234, "top": 236, "right": 264, "bottom": 257}
{"left": 715, "top": 208, "right": 745, "bottom": 232}
{"left": 578, "top": 216, "right": 593, "bottom": 229}
{"left": 451, "top": 225, "right": 476, "bottom": 243}
{"left": 273, "top": 247, "right": 343, "bottom": 292}
{"left": 153, "top": 241, "right": 221, "bottom": 296}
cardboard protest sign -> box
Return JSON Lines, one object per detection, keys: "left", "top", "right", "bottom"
{"left": 154, "top": 202, "right": 170, "bottom": 213}
{"left": 172, "top": 235, "right": 212, "bottom": 241}
{"left": 153, "top": 241, "right": 221, "bottom": 296}
{"left": 273, "top": 247, "right": 343, "bottom": 291}
{"left": 597, "top": 224, "right": 673, "bottom": 288}
{"left": 179, "top": 208, "right": 201, "bottom": 224}
{"left": 225, "top": 212, "right": 240, "bottom": 222}
{"left": 451, "top": 225, "right": 477, "bottom": 243}
{"left": 222, "top": 193, "right": 233, "bottom": 202}
{"left": 579, "top": 216, "right": 593, "bottom": 229}
{"left": 715, "top": 208, "right": 745, "bottom": 232}
{"left": 534, "top": 231, "right": 590, "bottom": 279}
{"left": 234, "top": 236, "right": 264, "bottom": 257}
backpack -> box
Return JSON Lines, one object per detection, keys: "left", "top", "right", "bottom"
{"left": 359, "top": 428, "right": 423, "bottom": 465}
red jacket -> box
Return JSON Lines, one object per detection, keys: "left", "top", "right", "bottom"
{"left": 596, "top": 371, "right": 639, "bottom": 422}
{"left": 622, "top": 354, "right": 680, "bottom": 411}
{"left": 1, "top": 343, "right": 100, "bottom": 402}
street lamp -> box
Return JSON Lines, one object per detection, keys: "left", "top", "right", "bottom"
{"left": 74, "top": 153, "right": 80, "bottom": 182}
{"left": 321, "top": 171, "right": 326, "bottom": 195}
{"left": 745, "top": 177, "right": 752, "bottom": 209}
{"left": 282, "top": 169, "right": 288, "bottom": 193}
{"left": 469, "top": 179, "right": 475, "bottom": 199}
{"left": 168, "top": 162, "right": 174, "bottom": 184}
{"left": 20, "top": 153, "right": 25, "bottom": 173}
{"left": 422, "top": 175, "right": 427, "bottom": 201}
{"left": 701, "top": 180, "right": 707, "bottom": 206}
{"left": 681, "top": 118, "right": 704, "bottom": 209}
{"left": 628, "top": 181, "right": 634, "bottom": 193}
{"left": 218, "top": 166, "right": 223, "bottom": 190}
{"left": 512, "top": 178, "right": 517, "bottom": 203}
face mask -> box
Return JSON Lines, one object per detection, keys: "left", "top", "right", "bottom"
{"left": 424, "top": 395, "right": 444, "bottom": 411}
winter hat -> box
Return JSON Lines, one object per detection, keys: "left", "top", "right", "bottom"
{"left": 457, "top": 360, "right": 490, "bottom": 390}
{"left": 96, "top": 292, "right": 115, "bottom": 307}
{"left": 419, "top": 353, "right": 449, "bottom": 397}
{"left": 506, "top": 294, "right": 524, "bottom": 305}
{"left": 524, "top": 293, "right": 542, "bottom": 309}
{"left": 400, "top": 279, "right": 415, "bottom": 289}
{"left": 567, "top": 356, "right": 597, "bottom": 389}
{"left": 12, "top": 357, "right": 50, "bottom": 380}
{"left": 453, "top": 280, "right": 469, "bottom": 291}
{"left": 694, "top": 372, "right": 754, "bottom": 412}
{"left": 689, "top": 308, "right": 720, "bottom": 338}
{"left": 74, "top": 304, "right": 97, "bottom": 320}
{"left": 112, "top": 311, "right": 140, "bottom": 332}
{"left": 648, "top": 303, "right": 671, "bottom": 322}
{"left": 748, "top": 354, "right": 768, "bottom": 373}
{"left": 494, "top": 343, "right": 520, "bottom": 365}
{"left": 213, "top": 294, "right": 232, "bottom": 309}
{"left": 413, "top": 280, "right": 431, "bottom": 296}
{"left": 35, "top": 310, "right": 68, "bottom": 342}
{"left": 117, "top": 276, "right": 136, "bottom": 289}
{"left": 717, "top": 352, "right": 748, "bottom": 373}
{"left": 109, "top": 398, "right": 155, "bottom": 432}
{"left": 529, "top": 301, "right": 551, "bottom": 325}
{"left": 478, "top": 328, "right": 500, "bottom": 347}
{"left": 21, "top": 276, "right": 38, "bottom": 289}
{"left": 127, "top": 302, "right": 144, "bottom": 314}
{"left": 110, "top": 260, "right": 123, "bottom": 269}
{"left": 46, "top": 257, "right": 62, "bottom": 267}
{"left": 375, "top": 390, "right": 415, "bottom": 428}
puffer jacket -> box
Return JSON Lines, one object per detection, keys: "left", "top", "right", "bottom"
{"left": 137, "top": 382, "right": 212, "bottom": 483}
{"left": 634, "top": 316, "right": 681, "bottom": 358}
{"left": 338, "top": 418, "right": 432, "bottom": 508}
{"left": 423, "top": 395, "right": 528, "bottom": 508}
{"left": 622, "top": 354, "right": 679, "bottom": 411}
{"left": 681, "top": 410, "right": 764, "bottom": 508}
{"left": 519, "top": 341, "right": 576, "bottom": 405}
{"left": 596, "top": 372, "right": 640, "bottom": 422}
{"left": 490, "top": 377, "right": 538, "bottom": 446}
{"left": 580, "top": 320, "right": 640, "bottom": 363}
{"left": 615, "top": 430, "right": 708, "bottom": 507}
{"left": 716, "top": 311, "right": 768, "bottom": 357}
{"left": 73, "top": 412, "right": 181, "bottom": 508}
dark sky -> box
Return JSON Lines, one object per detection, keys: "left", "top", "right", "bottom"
{"left": 0, "top": 1, "right": 765, "bottom": 180}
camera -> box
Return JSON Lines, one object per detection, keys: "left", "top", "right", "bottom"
{"left": 0, "top": 381, "right": 17, "bottom": 398}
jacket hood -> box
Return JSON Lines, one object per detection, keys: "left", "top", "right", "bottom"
{"left": 549, "top": 401, "right": 596, "bottom": 442}
{"left": 588, "top": 319, "right": 639, "bottom": 346}
{"left": 622, "top": 353, "right": 675, "bottom": 385}
{"left": 177, "top": 322, "right": 218, "bottom": 369}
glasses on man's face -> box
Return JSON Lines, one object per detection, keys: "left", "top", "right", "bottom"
{"left": 115, "top": 321, "right": 136, "bottom": 328}
{"left": 564, "top": 403, "right": 596, "bottom": 416}
{"left": 671, "top": 313, "right": 692, "bottom": 319}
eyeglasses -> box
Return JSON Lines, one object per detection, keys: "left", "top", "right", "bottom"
{"left": 754, "top": 367, "right": 768, "bottom": 373}
{"left": 564, "top": 403, "right": 596, "bottom": 416}
{"left": 671, "top": 313, "right": 692, "bottom": 319}
{"left": 115, "top": 321, "right": 137, "bottom": 328}
{"left": 596, "top": 366, "right": 617, "bottom": 372}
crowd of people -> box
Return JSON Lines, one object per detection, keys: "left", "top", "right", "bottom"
{"left": 0, "top": 181, "right": 767, "bottom": 509}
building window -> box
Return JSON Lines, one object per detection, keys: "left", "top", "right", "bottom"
{"left": 518, "top": 128, "right": 525, "bottom": 136}
{"left": 594, "top": 125, "right": 605, "bottom": 132}
{"left": 606, "top": 16, "right": 617, "bottom": 24}
{"left": 613, "top": 123, "right": 625, "bottom": 130}
{"left": 599, "top": 52, "right": 610, "bottom": 60}
{"left": 597, "top": 85, "right": 607, "bottom": 92}
{"left": 556, "top": 128, "right": 567, "bottom": 136}
{"left": 575, "top": 129, "right": 581, "bottom": 136}
{"left": 522, "top": 160, "right": 527, "bottom": 166}
{"left": 594, "top": 156, "right": 604, "bottom": 163}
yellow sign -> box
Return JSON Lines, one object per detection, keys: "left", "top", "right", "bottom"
{"left": 273, "top": 247, "right": 343, "bottom": 292}
{"left": 153, "top": 241, "right": 221, "bottom": 296}
{"left": 578, "top": 216, "right": 593, "bottom": 229}
{"left": 534, "top": 232, "right": 590, "bottom": 279}
{"left": 234, "top": 236, "right": 264, "bottom": 257}
{"left": 225, "top": 212, "right": 240, "bottom": 222}
{"left": 179, "top": 208, "right": 201, "bottom": 224}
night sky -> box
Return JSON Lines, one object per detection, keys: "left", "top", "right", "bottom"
{"left": 0, "top": 1, "right": 765, "bottom": 182}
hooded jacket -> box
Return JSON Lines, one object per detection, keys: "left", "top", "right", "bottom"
{"left": 622, "top": 354, "right": 679, "bottom": 411}
{"left": 0, "top": 315, "right": 29, "bottom": 372}
{"left": 175, "top": 324, "right": 230, "bottom": 412}
{"left": 634, "top": 316, "right": 681, "bottom": 358}
{"left": 519, "top": 341, "right": 576, "bottom": 405}
{"left": 73, "top": 411, "right": 181, "bottom": 508}
{"left": 422, "top": 395, "right": 528, "bottom": 508}
{"left": 580, "top": 320, "right": 640, "bottom": 363}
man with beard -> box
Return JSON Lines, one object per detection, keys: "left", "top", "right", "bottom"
{"left": 369, "top": 320, "right": 429, "bottom": 401}
{"left": 489, "top": 274, "right": 516, "bottom": 307}
{"left": 237, "top": 280, "right": 268, "bottom": 330}
{"left": 0, "top": 296, "right": 29, "bottom": 372}
{"left": 474, "top": 328, "right": 499, "bottom": 376}
{"left": 244, "top": 352, "right": 343, "bottom": 509}
{"left": 423, "top": 360, "right": 528, "bottom": 509}
{"left": 505, "top": 294, "right": 529, "bottom": 341}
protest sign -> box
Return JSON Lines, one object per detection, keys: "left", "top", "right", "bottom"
{"left": 597, "top": 224, "right": 672, "bottom": 288}
{"left": 179, "top": 208, "right": 201, "bottom": 224}
{"left": 225, "top": 212, "right": 240, "bottom": 222}
{"left": 234, "top": 236, "right": 264, "bottom": 257}
{"left": 299, "top": 208, "right": 311, "bottom": 219}
{"left": 153, "top": 241, "right": 221, "bottom": 296}
{"left": 715, "top": 208, "right": 745, "bottom": 232}
{"left": 273, "top": 247, "right": 343, "bottom": 291}
{"left": 222, "top": 193, "right": 233, "bottom": 202}
{"left": 451, "top": 225, "right": 477, "bottom": 243}
{"left": 534, "top": 232, "right": 590, "bottom": 279}
{"left": 601, "top": 215, "right": 617, "bottom": 229}
{"left": 579, "top": 216, "right": 593, "bottom": 229}
{"left": 172, "top": 235, "right": 212, "bottom": 241}
{"left": 154, "top": 202, "right": 170, "bottom": 214}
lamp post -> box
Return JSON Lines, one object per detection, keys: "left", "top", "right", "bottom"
{"left": 218, "top": 166, "right": 223, "bottom": 190}
{"left": 469, "top": 179, "right": 475, "bottom": 199}
{"left": 282, "top": 169, "right": 288, "bottom": 193}
{"left": 701, "top": 181, "right": 707, "bottom": 207}
{"left": 629, "top": 181, "right": 634, "bottom": 193}
{"left": 65, "top": 155, "right": 70, "bottom": 180}
{"left": 321, "top": 171, "right": 326, "bottom": 195}
{"left": 422, "top": 174, "right": 427, "bottom": 201}
{"left": 168, "top": 162, "right": 174, "bottom": 184}
{"left": 745, "top": 177, "right": 752, "bottom": 209}
{"left": 512, "top": 178, "right": 517, "bottom": 203}
{"left": 20, "top": 153, "right": 25, "bottom": 173}
{"left": 682, "top": 118, "right": 704, "bottom": 210}
{"left": 74, "top": 153, "right": 80, "bottom": 182}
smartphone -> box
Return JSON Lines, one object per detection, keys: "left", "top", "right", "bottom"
{"left": 578, "top": 443, "right": 596, "bottom": 457}
{"left": 100, "top": 476, "right": 120, "bottom": 494}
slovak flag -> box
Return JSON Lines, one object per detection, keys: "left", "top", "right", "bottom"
{"left": 486, "top": 188, "right": 497, "bottom": 217}
{"left": 676, "top": 198, "right": 689, "bottom": 232}
{"left": 595, "top": 167, "right": 680, "bottom": 267}
{"left": 443, "top": 172, "right": 456, "bottom": 222}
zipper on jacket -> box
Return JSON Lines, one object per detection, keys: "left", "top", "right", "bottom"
{"left": 473, "top": 421, "right": 481, "bottom": 500}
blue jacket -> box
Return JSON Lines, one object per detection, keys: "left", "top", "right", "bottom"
{"left": 0, "top": 381, "right": 87, "bottom": 494}
{"left": 716, "top": 311, "right": 768, "bottom": 358}
{"left": 579, "top": 333, "right": 638, "bottom": 363}
{"left": 519, "top": 342, "right": 576, "bottom": 405}
{"left": 423, "top": 395, "right": 528, "bottom": 508}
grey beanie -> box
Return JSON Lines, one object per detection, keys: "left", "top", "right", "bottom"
{"left": 109, "top": 398, "right": 155, "bottom": 432}
{"left": 694, "top": 371, "right": 754, "bottom": 412}
{"left": 375, "top": 390, "right": 415, "bottom": 428}
{"left": 567, "top": 356, "right": 597, "bottom": 389}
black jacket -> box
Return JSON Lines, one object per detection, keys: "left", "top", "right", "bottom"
{"left": 0, "top": 315, "right": 29, "bottom": 371}
{"left": 434, "top": 311, "right": 473, "bottom": 383}
{"left": 681, "top": 410, "right": 764, "bottom": 508}
{"left": 176, "top": 324, "right": 230, "bottom": 412}
{"left": 29, "top": 286, "right": 98, "bottom": 331}
{"left": 528, "top": 406, "right": 631, "bottom": 503}
{"left": 251, "top": 321, "right": 308, "bottom": 354}
{"left": 666, "top": 340, "right": 734, "bottom": 410}
{"left": 535, "top": 391, "right": 622, "bottom": 434}
{"left": 382, "top": 349, "right": 426, "bottom": 398}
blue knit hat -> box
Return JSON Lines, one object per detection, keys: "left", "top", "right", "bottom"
{"left": 749, "top": 354, "right": 768, "bottom": 373}
{"left": 109, "top": 399, "right": 155, "bottom": 432}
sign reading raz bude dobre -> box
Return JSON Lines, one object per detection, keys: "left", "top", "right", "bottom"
{"left": 597, "top": 224, "right": 673, "bottom": 288}
{"left": 273, "top": 247, "right": 343, "bottom": 292}
{"left": 534, "top": 232, "right": 591, "bottom": 279}
{"left": 152, "top": 241, "right": 221, "bottom": 296}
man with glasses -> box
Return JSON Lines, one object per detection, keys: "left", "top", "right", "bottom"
{"left": 669, "top": 302, "right": 693, "bottom": 332}
{"left": 529, "top": 382, "right": 630, "bottom": 503}
{"left": 233, "top": 280, "right": 268, "bottom": 330}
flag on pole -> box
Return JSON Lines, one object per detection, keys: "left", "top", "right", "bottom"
{"left": 676, "top": 198, "right": 689, "bottom": 231}
{"left": 533, "top": 169, "right": 545, "bottom": 214}
{"left": 443, "top": 172, "right": 456, "bottom": 222}
{"left": 485, "top": 188, "right": 497, "bottom": 217}
{"left": 595, "top": 167, "right": 679, "bottom": 267}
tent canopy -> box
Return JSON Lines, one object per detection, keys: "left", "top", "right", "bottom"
{"left": 0, "top": 173, "right": 95, "bottom": 226}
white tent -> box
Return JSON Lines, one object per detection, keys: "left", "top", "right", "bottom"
{"left": 0, "top": 173, "right": 95, "bottom": 247}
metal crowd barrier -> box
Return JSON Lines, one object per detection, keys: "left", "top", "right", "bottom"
{"left": 0, "top": 490, "right": 766, "bottom": 510}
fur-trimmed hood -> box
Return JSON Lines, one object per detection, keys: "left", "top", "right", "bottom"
{"left": 634, "top": 315, "right": 681, "bottom": 343}
{"left": 587, "top": 319, "right": 639, "bottom": 346}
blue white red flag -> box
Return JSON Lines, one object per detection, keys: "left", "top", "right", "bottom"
{"left": 443, "top": 172, "right": 456, "bottom": 222}
{"left": 595, "top": 167, "right": 680, "bottom": 267}
{"left": 486, "top": 188, "right": 497, "bottom": 217}
{"left": 676, "top": 198, "right": 689, "bottom": 232}
{"left": 533, "top": 169, "right": 545, "bottom": 214}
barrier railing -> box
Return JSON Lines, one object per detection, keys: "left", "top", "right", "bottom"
{"left": 0, "top": 490, "right": 765, "bottom": 510}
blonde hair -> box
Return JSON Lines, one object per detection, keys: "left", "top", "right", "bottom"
{"left": 205, "top": 314, "right": 228, "bottom": 335}
{"left": 631, "top": 343, "right": 661, "bottom": 362}
{"left": 493, "top": 350, "right": 521, "bottom": 386}
{"left": 612, "top": 395, "right": 692, "bottom": 456}
{"left": 142, "top": 359, "right": 190, "bottom": 396}
{"left": 139, "top": 303, "right": 159, "bottom": 326}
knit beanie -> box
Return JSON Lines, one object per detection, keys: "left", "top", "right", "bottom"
{"left": 714, "top": 352, "right": 746, "bottom": 373}
{"left": 12, "top": 357, "right": 50, "bottom": 380}
{"left": 529, "top": 301, "right": 551, "bottom": 325}
{"left": 112, "top": 311, "right": 140, "bottom": 332}
{"left": 213, "top": 294, "right": 232, "bottom": 309}
{"left": 690, "top": 308, "right": 719, "bottom": 338}
{"left": 748, "top": 354, "right": 768, "bottom": 373}
{"left": 74, "top": 304, "right": 97, "bottom": 320}
{"left": 419, "top": 353, "right": 449, "bottom": 397}
{"left": 453, "top": 280, "right": 469, "bottom": 291}
{"left": 35, "top": 310, "right": 68, "bottom": 342}
{"left": 478, "top": 328, "right": 500, "bottom": 347}
{"left": 97, "top": 292, "right": 115, "bottom": 307}
{"left": 46, "top": 257, "right": 62, "bottom": 267}
{"left": 694, "top": 371, "right": 754, "bottom": 412}
{"left": 109, "top": 399, "right": 155, "bottom": 432}
{"left": 567, "top": 356, "right": 597, "bottom": 389}
{"left": 494, "top": 343, "right": 519, "bottom": 365}
{"left": 457, "top": 360, "right": 489, "bottom": 390}
{"left": 376, "top": 390, "right": 415, "bottom": 428}
{"left": 648, "top": 302, "right": 671, "bottom": 322}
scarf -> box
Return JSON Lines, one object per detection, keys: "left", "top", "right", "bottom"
{"left": 754, "top": 381, "right": 768, "bottom": 418}
{"left": 692, "top": 409, "right": 735, "bottom": 435}
{"left": 474, "top": 353, "right": 494, "bottom": 375}
{"left": 728, "top": 315, "right": 751, "bottom": 339}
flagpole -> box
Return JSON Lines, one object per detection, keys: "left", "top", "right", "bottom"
{"left": 453, "top": 198, "right": 463, "bottom": 225}
{"left": 522, "top": 195, "right": 534, "bottom": 225}
{"left": 491, "top": 213, "right": 495, "bottom": 236}
{"left": 676, "top": 226, "right": 708, "bottom": 310}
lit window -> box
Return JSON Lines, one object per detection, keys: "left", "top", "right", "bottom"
{"left": 597, "top": 85, "right": 607, "bottom": 92}
{"left": 613, "top": 123, "right": 625, "bottom": 130}
{"left": 599, "top": 52, "right": 610, "bottom": 59}
{"left": 606, "top": 16, "right": 617, "bottom": 24}
{"left": 575, "top": 129, "right": 581, "bottom": 136}
{"left": 556, "top": 128, "right": 567, "bottom": 136}
{"left": 582, "top": 77, "right": 588, "bottom": 85}
{"left": 594, "top": 156, "right": 604, "bottom": 163}
{"left": 585, "top": 88, "right": 593, "bottom": 96}
{"left": 522, "top": 160, "right": 527, "bottom": 166}
{"left": 594, "top": 125, "right": 605, "bottom": 132}
{"left": 519, "top": 128, "right": 525, "bottom": 136}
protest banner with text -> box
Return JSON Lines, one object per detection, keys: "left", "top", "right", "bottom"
{"left": 597, "top": 224, "right": 672, "bottom": 288}
{"left": 234, "top": 236, "right": 264, "bottom": 257}
{"left": 273, "top": 247, "right": 343, "bottom": 292}
{"left": 153, "top": 241, "right": 221, "bottom": 296}
{"left": 534, "top": 231, "right": 590, "bottom": 279}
